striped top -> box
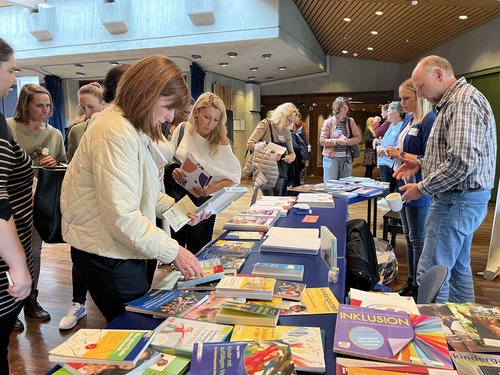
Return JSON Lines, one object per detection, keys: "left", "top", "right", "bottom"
{"left": 0, "top": 113, "right": 34, "bottom": 317}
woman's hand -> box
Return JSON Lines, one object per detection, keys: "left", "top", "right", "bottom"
{"left": 336, "top": 138, "right": 349, "bottom": 146}
{"left": 7, "top": 266, "right": 32, "bottom": 302}
{"left": 187, "top": 210, "right": 211, "bottom": 226}
{"left": 386, "top": 146, "right": 400, "bottom": 159}
{"left": 39, "top": 156, "right": 57, "bottom": 167}
{"left": 282, "top": 154, "right": 295, "bottom": 164}
{"left": 172, "top": 168, "right": 187, "bottom": 184}
{"left": 172, "top": 247, "right": 203, "bottom": 279}
{"left": 393, "top": 157, "right": 420, "bottom": 181}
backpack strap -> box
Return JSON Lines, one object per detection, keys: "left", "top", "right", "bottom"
{"left": 264, "top": 118, "right": 276, "bottom": 144}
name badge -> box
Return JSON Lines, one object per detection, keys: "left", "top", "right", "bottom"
{"left": 409, "top": 128, "right": 419, "bottom": 136}
{"left": 278, "top": 135, "right": 285, "bottom": 142}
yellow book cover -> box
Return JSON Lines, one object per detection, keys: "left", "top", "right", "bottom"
{"left": 230, "top": 325, "right": 325, "bottom": 373}
{"left": 278, "top": 287, "right": 338, "bottom": 315}
{"left": 215, "top": 276, "right": 276, "bottom": 300}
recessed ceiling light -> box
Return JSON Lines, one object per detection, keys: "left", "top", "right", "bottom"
{"left": 375, "top": 11, "right": 383, "bottom": 16}
{"left": 459, "top": 15, "right": 468, "bottom": 20}
{"left": 76, "top": 72, "right": 85, "bottom": 76}
{"left": 250, "top": 67, "right": 258, "bottom": 71}
{"left": 74, "top": 63, "right": 84, "bottom": 68}
{"left": 340, "top": 35, "right": 349, "bottom": 40}
{"left": 341, "top": 50, "right": 348, "bottom": 54}
{"left": 262, "top": 53, "right": 272, "bottom": 59}
{"left": 227, "top": 52, "right": 238, "bottom": 58}
{"left": 278, "top": 66, "right": 286, "bottom": 71}
{"left": 370, "top": 31, "right": 378, "bottom": 35}
{"left": 248, "top": 76, "right": 255, "bottom": 81}
{"left": 266, "top": 76, "right": 273, "bottom": 80}
{"left": 367, "top": 47, "right": 374, "bottom": 51}
{"left": 343, "top": 17, "right": 351, "bottom": 22}
{"left": 404, "top": 38, "right": 411, "bottom": 43}
{"left": 353, "top": 53, "right": 358, "bottom": 57}
{"left": 219, "top": 62, "right": 228, "bottom": 67}
{"left": 411, "top": 0, "right": 418, "bottom": 5}
{"left": 109, "top": 61, "right": 119, "bottom": 66}
{"left": 191, "top": 54, "right": 202, "bottom": 60}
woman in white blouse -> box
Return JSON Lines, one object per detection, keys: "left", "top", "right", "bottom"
{"left": 171, "top": 92, "right": 241, "bottom": 253}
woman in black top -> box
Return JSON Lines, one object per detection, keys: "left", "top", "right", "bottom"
{"left": 0, "top": 38, "right": 34, "bottom": 374}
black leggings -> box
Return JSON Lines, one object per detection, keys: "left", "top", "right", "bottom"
{"left": 0, "top": 303, "right": 23, "bottom": 374}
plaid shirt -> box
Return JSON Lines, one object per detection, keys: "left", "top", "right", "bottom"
{"left": 419, "top": 77, "right": 497, "bottom": 196}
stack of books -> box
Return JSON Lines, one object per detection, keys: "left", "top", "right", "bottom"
{"left": 251, "top": 262, "right": 304, "bottom": 281}
{"left": 215, "top": 275, "right": 276, "bottom": 300}
{"left": 296, "top": 192, "right": 335, "bottom": 207}
{"left": 222, "top": 214, "right": 277, "bottom": 232}
{"left": 250, "top": 196, "right": 297, "bottom": 217}
{"left": 215, "top": 301, "right": 281, "bottom": 327}
{"left": 260, "top": 227, "right": 321, "bottom": 255}
{"left": 176, "top": 258, "right": 225, "bottom": 288}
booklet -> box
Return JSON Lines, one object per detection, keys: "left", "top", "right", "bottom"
{"left": 177, "top": 152, "right": 213, "bottom": 197}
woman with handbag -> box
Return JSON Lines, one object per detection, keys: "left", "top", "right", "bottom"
{"left": 169, "top": 92, "right": 241, "bottom": 254}
{"left": 246, "top": 102, "right": 298, "bottom": 196}
{"left": 61, "top": 55, "right": 205, "bottom": 323}
{"left": 320, "top": 97, "right": 361, "bottom": 182}
{"left": 7, "top": 83, "right": 67, "bottom": 330}
{"left": 363, "top": 117, "right": 377, "bottom": 178}
{"left": 0, "top": 37, "right": 33, "bottom": 374}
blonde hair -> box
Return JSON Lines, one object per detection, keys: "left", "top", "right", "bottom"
{"left": 399, "top": 78, "right": 432, "bottom": 124}
{"left": 72, "top": 82, "right": 105, "bottom": 125}
{"left": 366, "top": 117, "right": 375, "bottom": 136}
{"left": 270, "top": 102, "right": 299, "bottom": 129}
{"left": 331, "top": 97, "right": 350, "bottom": 115}
{"left": 187, "top": 92, "right": 227, "bottom": 156}
{"left": 14, "top": 84, "right": 53, "bottom": 123}
{"left": 115, "top": 55, "right": 190, "bottom": 142}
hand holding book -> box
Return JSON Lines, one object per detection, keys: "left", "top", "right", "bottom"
{"left": 172, "top": 247, "right": 204, "bottom": 279}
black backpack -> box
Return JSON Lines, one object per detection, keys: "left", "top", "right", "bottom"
{"left": 345, "top": 219, "right": 380, "bottom": 295}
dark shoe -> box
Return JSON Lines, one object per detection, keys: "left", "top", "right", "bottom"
{"left": 395, "top": 278, "right": 413, "bottom": 295}
{"left": 13, "top": 317, "right": 24, "bottom": 331}
{"left": 24, "top": 290, "right": 51, "bottom": 321}
{"left": 401, "top": 284, "right": 419, "bottom": 300}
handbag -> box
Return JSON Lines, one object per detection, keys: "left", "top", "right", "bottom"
{"left": 33, "top": 166, "right": 66, "bottom": 243}
{"left": 347, "top": 118, "right": 361, "bottom": 158}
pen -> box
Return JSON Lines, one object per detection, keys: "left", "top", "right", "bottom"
{"left": 5, "top": 271, "right": 14, "bottom": 287}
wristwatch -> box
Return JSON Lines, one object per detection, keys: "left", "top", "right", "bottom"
{"left": 399, "top": 151, "right": 407, "bottom": 158}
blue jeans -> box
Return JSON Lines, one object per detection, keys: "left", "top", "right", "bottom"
{"left": 416, "top": 189, "right": 490, "bottom": 303}
{"left": 323, "top": 156, "right": 352, "bottom": 182}
{"left": 400, "top": 204, "right": 429, "bottom": 284}
{"left": 379, "top": 165, "right": 393, "bottom": 183}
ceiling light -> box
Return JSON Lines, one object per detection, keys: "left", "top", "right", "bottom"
{"left": 340, "top": 35, "right": 349, "bottom": 40}
{"left": 219, "top": 62, "right": 228, "bottom": 67}
{"left": 404, "top": 38, "right": 411, "bottom": 43}
{"left": 227, "top": 52, "right": 238, "bottom": 58}
{"left": 278, "top": 66, "right": 286, "bottom": 71}
{"left": 348, "top": 97, "right": 352, "bottom": 100}
{"left": 76, "top": 72, "right": 85, "bottom": 76}
{"left": 74, "top": 63, "right": 84, "bottom": 68}
{"left": 109, "top": 61, "right": 119, "bottom": 66}
{"left": 248, "top": 76, "right": 255, "bottom": 81}
{"left": 250, "top": 67, "right": 258, "bottom": 71}
{"left": 367, "top": 47, "right": 374, "bottom": 51}
{"left": 370, "top": 31, "right": 378, "bottom": 35}
{"left": 343, "top": 17, "right": 351, "bottom": 22}
{"left": 266, "top": 76, "right": 273, "bottom": 80}
{"left": 262, "top": 53, "right": 272, "bottom": 59}
{"left": 375, "top": 11, "right": 383, "bottom": 16}
{"left": 353, "top": 53, "right": 358, "bottom": 57}
{"left": 341, "top": 50, "right": 348, "bottom": 54}
{"left": 191, "top": 54, "right": 202, "bottom": 60}
{"left": 459, "top": 15, "right": 468, "bottom": 20}
{"left": 411, "top": 0, "right": 418, "bottom": 5}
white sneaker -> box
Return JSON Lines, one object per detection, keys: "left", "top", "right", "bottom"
{"left": 58, "top": 303, "right": 87, "bottom": 330}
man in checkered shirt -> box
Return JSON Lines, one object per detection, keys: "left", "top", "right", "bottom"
{"left": 395, "top": 55, "right": 497, "bottom": 303}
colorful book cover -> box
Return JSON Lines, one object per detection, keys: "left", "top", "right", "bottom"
{"left": 246, "top": 296, "right": 283, "bottom": 308}
{"left": 49, "top": 329, "right": 156, "bottom": 365}
{"left": 178, "top": 151, "right": 213, "bottom": 197}
{"left": 206, "top": 240, "right": 255, "bottom": 258}
{"left": 222, "top": 215, "right": 277, "bottom": 232}
{"left": 278, "top": 287, "right": 338, "bottom": 315}
{"left": 334, "top": 304, "right": 414, "bottom": 358}
{"left": 350, "top": 288, "right": 420, "bottom": 315}
{"left": 251, "top": 262, "right": 304, "bottom": 281}
{"left": 451, "top": 352, "right": 500, "bottom": 375}
{"left": 219, "top": 256, "right": 247, "bottom": 275}
{"left": 183, "top": 294, "right": 246, "bottom": 322}
{"left": 467, "top": 302, "right": 500, "bottom": 348}
{"left": 150, "top": 317, "right": 233, "bottom": 358}
{"left": 336, "top": 357, "right": 458, "bottom": 374}
{"left": 141, "top": 353, "right": 190, "bottom": 375}
{"left": 215, "top": 302, "right": 280, "bottom": 327}
{"left": 190, "top": 341, "right": 297, "bottom": 375}
{"left": 273, "top": 280, "right": 306, "bottom": 301}
{"left": 215, "top": 276, "right": 276, "bottom": 300}
{"left": 231, "top": 325, "right": 325, "bottom": 373}
{"left": 152, "top": 270, "right": 183, "bottom": 290}
{"left": 176, "top": 258, "right": 225, "bottom": 288}
{"left": 224, "top": 231, "right": 264, "bottom": 240}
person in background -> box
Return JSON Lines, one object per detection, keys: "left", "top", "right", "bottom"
{"left": 164, "top": 97, "right": 194, "bottom": 141}
{"left": 247, "top": 102, "right": 298, "bottom": 195}
{"left": 0, "top": 37, "right": 33, "bottom": 374}
{"left": 395, "top": 55, "right": 496, "bottom": 303}
{"left": 293, "top": 113, "right": 309, "bottom": 184}
{"left": 375, "top": 101, "right": 405, "bottom": 186}
{"left": 61, "top": 55, "right": 205, "bottom": 322}
{"left": 103, "top": 64, "right": 130, "bottom": 104}
{"left": 373, "top": 103, "right": 390, "bottom": 138}
{"left": 386, "top": 78, "right": 435, "bottom": 298}
{"left": 362, "top": 117, "right": 376, "bottom": 178}
{"left": 66, "top": 82, "right": 105, "bottom": 161}
{"left": 170, "top": 92, "right": 241, "bottom": 253}
{"left": 7, "top": 83, "right": 67, "bottom": 331}
{"left": 319, "top": 97, "right": 361, "bottom": 181}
